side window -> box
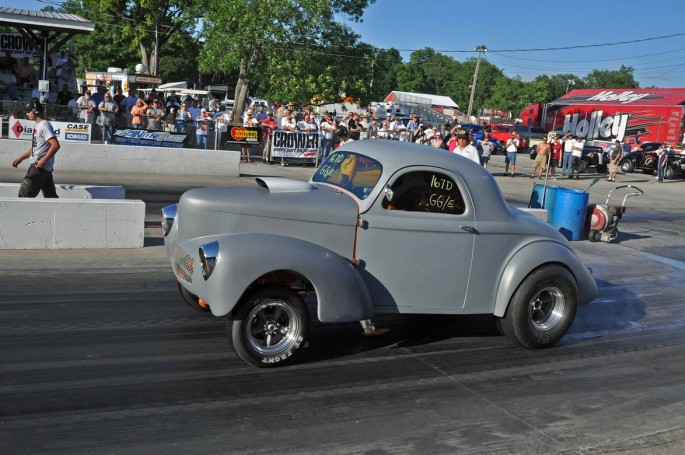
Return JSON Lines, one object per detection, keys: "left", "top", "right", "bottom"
{"left": 382, "top": 171, "right": 466, "bottom": 215}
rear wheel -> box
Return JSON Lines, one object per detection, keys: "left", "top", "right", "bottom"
{"left": 229, "top": 286, "right": 309, "bottom": 367}
{"left": 588, "top": 229, "right": 601, "bottom": 242}
{"left": 499, "top": 265, "right": 578, "bottom": 348}
{"left": 665, "top": 165, "right": 674, "bottom": 180}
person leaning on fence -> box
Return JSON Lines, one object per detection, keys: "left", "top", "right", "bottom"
{"left": 146, "top": 99, "right": 166, "bottom": 131}
{"left": 195, "top": 109, "right": 212, "bottom": 149}
{"left": 130, "top": 99, "right": 147, "bottom": 129}
{"left": 76, "top": 90, "right": 96, "bottom": 124}
{"left": 242, "top": 108, "right": 259, "bottom": 163}
{"left": 260, "top": 112, "right": 278, "bottom": 164}
{"left": 319, "top": 113, "right": 337, "bottom": 159}
{"left": 12, "top": 105, "right": 60, "bottom": 198}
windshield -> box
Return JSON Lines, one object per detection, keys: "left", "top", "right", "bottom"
{"left": 312, "top": 151, "right": 383, "bottom": 200}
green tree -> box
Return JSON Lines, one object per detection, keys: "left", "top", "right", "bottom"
{"left": 63, "top": 0, "right": 196, "bottom": 76}
{"left": 584, "top": 65, "right": 638, "bottom": 88}
{"left": 368, "top": 48, "right": 402, "bottom": 101}
{"left": 200, "top": 0, "right": 375, "bottom": 123}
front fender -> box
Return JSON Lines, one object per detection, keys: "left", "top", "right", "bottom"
{"left": 493, "top": 240, "right": 597, "bottom": 317}
{"left": 180, "top": 233, "right": 373, "bottom": 322}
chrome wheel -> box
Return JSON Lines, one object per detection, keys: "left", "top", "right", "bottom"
{"left": 246, "top": 300, "right": 301, "bottom": 356}
{"left": 528, "top": 286, "right": 566, "bottom": 331}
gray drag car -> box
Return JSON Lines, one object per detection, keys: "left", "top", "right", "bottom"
{"left": 162, "top": 141, "right": 597, "bottom": 367}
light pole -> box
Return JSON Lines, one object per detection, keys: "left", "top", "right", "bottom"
{"left": 466, "top": 45, "right": 487, "bottom": 121}
{"left": 566, "top": 79, "right": 575, "bottom": 93}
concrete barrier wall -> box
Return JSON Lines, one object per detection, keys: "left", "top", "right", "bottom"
{"left": 0, "top": 198, "right": 146, "bottom": 249}
{"left": 0, "top": 139, "right": 240, "bottom": 177}
{"left": 0, "top": 183, "right": 125, "bottom": 199}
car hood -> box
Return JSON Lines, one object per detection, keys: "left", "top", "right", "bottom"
{"left": 176, "top": 178, "right": 360, "bottom": 259}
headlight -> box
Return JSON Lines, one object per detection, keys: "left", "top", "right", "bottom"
{"left": 199, "top": 240, "right": 219, "bottom": 280}
{"left": 161, "top": 204, "right": 177, "bottom": 237}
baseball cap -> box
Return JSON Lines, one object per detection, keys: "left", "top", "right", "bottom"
{"left": 456, "top": 129, "right": 469, "bottom": 139}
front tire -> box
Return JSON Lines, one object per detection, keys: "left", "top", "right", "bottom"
{"left": 499, "top": 265, "right": 578, "bottom": 349}
{"left": 620, "top": 159, "right": 635, "bottom": 173}
{"left": 229, "top": 286, "right": 309, "bottom": 367}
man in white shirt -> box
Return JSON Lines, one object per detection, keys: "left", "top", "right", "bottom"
{"left": 505, "top": 132, "right": 520, "bottom": 176}
{"left": 569, "top": 136, "right": 584, "bottom": 179}
{"left": 450, "top": 129, "right": 481, "bottom": 164}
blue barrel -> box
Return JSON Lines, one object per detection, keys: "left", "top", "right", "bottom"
{"left": 551, "top": 188, "right": 590, "bottom": 241}
{"left": 530, "top": 184, "right": 559, "bottom": 222}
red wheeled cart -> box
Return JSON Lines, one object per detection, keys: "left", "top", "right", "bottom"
{"left": 587, "top": 185, "right": 643, "bottom": 243}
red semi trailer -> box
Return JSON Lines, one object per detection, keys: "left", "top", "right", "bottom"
{"left": 520, "top": 88, "right": 685, "bottom": 145}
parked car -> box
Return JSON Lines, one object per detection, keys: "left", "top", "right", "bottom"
{"left": 530, "top": 144, "right": 609, "bottom": 173}
{"left": 512, "top": 125, "right": 548, "bottom": 152}
{"left": 162, "top": 141, "right": 598, "bottom": 367}
{"left": 486, "top": 123, "right": 513, "bottom": 153}
{"left": 619, "top": 142, "right": 685, "bottom": 179}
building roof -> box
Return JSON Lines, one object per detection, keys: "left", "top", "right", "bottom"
{"left": 0, "top": 7, "right": 95, "bottom": 34}
{"left": 384, "top": 91, "right": 459, "bottom": 109}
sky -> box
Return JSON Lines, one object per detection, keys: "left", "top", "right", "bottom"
{"left": 3, "top": 0, "right": 685, "bottom": 88}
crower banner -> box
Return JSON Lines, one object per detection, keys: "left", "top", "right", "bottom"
{"left": 8, "top": 119, "right": 92, "bottom": 142}
{"left": 113, "top": 129, "right": 188, "bottom": 148}
{"left": 225, "top": 126, "right": 261, "bottom": 144}
{"left": 270, "top": 131, "right": 320, "bottom": 158}
{"left": 0, "top": 32, "right": 38, "bottom": 59}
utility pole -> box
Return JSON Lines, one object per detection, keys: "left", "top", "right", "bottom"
{"left": 466, "top": 45, "right": 487, "bottom": 121}
{"left": 566, "top": 79, "right": 575, "bottom": 93}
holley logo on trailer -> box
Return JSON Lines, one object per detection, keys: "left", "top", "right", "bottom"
{"left": 585, "top": 90, "right": 652, "bottom": 104}
{"left": 563, "top": 111, "right": 629, "bottom": 141}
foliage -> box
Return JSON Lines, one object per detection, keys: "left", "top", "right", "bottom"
{"left": 584, "top": 65, "right": 638, "bottom": 89}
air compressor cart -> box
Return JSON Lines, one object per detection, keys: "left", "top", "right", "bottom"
{"left": 587, "top": 185, "right": 643, "bottom": 243}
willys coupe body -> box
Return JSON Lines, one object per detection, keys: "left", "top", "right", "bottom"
{"left": 162, "top": 140, "right": 597, "bottom": 367}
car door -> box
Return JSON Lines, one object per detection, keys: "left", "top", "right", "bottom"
{"left": 355, "top": 167, "right": 476, "bottom": 314}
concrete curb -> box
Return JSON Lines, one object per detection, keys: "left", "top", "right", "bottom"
{"left": 0, "top": 139, "right": 240, "bottom": 177}
{"left": 0, "top": 198, "right": 145, "bottom": 249}
{"left": 0, "top": 183, "right": 125, "bottom": 199}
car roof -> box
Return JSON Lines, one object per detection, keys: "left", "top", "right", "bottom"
{"left": 335, "top": 140, "right": 513, "bottom": 221}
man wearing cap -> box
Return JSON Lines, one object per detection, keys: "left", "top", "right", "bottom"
{"left": 319, "top": 113, "right": 337, "bottom": 159}
{"left": 195, "top": 108, "right": 212, "bottom": 149}
{"left": 12, "top": 105, "right": 60, "bottom": 198}
{"left": 260, "top": 111, "right": 278, "bottom": 163}
{"left": 505, "top": 132, "right": 520, "bottom": 176}
{"left": 450, "top": 129, "right": 480, "bottom": 164}
{"left": 608, "top": 139, "right": 622, "bottom": 182}
{"left": 337, "top": 125, "right": 354, "bottom": 146}
{"left": 359, "top": 113, "right": 373, "bottom": 140}
{"left": 406, "top": 114, "right": 420, "bottom": 142}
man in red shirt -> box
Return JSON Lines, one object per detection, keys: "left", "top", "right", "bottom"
{"left": 260, "top": 112, "right": 279, "bottom": 163}
{"left": 549, "top": 135, "right": 563, "bottom": 180}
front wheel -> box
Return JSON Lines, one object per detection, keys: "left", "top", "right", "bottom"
{"left": 498, "top": 265, "right": 578, "bottom": 349}
{"left": 665, "top": 165, "right": 674, "bottom": 180}
{"left": 620, "top": 159, "right": 635, "bottom": 173}
{"left": 576, "top": 160, "right": 587, "bottom": 174}
{"left": 229, "top": 286, "right": 309, "bottom": 367}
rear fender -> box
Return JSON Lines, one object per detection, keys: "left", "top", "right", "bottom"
{"left": 494, "top": 241, "right": 597, "bottom": 317}
{"left": 190, "top": 233, "right": 373, "bottom": 322}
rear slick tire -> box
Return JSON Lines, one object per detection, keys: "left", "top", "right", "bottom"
{"left": 499, "top": 265, "right": 578, "bottom": 349}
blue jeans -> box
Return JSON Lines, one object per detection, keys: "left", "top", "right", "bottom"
{"left": 101, "top": 124, "right": 115, "bottom": 143}
{"left": 321, "top": 138, "right": 333, "bottom": 159}
{"left": 562, "top": 152, "right": 573, "bottom": 174}
{"left": 197, "top": 134, "right": 207, "bottom": 149}
{"left": 657, "top": 157, "right": 667, "bottom": 182}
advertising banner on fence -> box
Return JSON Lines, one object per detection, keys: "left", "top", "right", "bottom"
{"left": 225, "top": 126, "right": 261, "bottom": 145}
{"left": 113, "top": 129, "right": 187, "bottom": 148}
{"left": 270, "top": 131, "right": 320, "bottom": 158}
{"left": 7, "top": 119, "right": 92, "bottom": 142}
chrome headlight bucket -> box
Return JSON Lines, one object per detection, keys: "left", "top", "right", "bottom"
{"left": 161, "top": 204, "right": 177, "bottom": 237}
{"left": 199, "top": 240, "right": 219, "bottom": 280}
